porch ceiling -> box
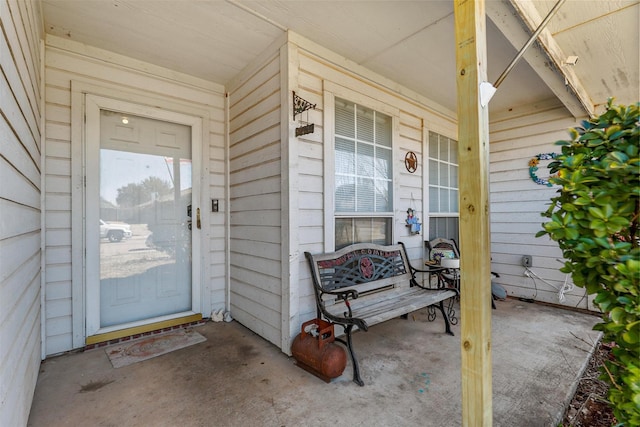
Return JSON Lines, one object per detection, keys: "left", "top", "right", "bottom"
{"left": 41, "top": 0, "right": 638, "bottom": 117}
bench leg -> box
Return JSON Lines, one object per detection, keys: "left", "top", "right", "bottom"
{"left": 437, "top": 300, "right": 455, "bottom": 336}
{"left": 344, "top": 325, "right": 364, "bottom": 386}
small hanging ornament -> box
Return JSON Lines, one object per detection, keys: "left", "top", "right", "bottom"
{"left": 406, "top": 208, "right": 422, "bottom": 234}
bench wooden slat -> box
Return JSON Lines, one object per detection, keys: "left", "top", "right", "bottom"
{"left": 326, "top": 287, "right": 456, "bottom": 326}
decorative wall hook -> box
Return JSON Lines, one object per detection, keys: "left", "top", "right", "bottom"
{"left": 293, "top": 91, "right": 316, "bottom": 120}
{"left": 293, "top": 91, "right": 316, "bottom": 137}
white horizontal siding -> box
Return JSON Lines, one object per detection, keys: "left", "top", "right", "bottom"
{"left": 43, "top": 35, "right": 226, "bottom": 354}
{"left": 228, "top": 52, "right": 283, "bottom": 347}
{"left": 0, "top": 0, "right": 42, "bottom": 426}
{"left": 489, "top": 103, "right": 593, "bottom": 309}
{"left": 293, "top": 43, "right": 458, "bottom": 328}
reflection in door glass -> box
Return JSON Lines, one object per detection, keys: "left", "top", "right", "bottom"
{"left": 99, "top": 110, "right": 192, "bottom": 327}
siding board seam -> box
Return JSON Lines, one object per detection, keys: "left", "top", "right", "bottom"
{"left": 231, "top": 87, "right": 280, "bottom": 123}
{"left": 229, "top": 68, "right": 279, "bottom": 110}
{"left": 229, "top": 138, "right": 279, "bottom": 161}
{"left": 0, "top": 197, "right": 41, "bottom": 212}
{"left": 0, "top": 256, "right": 40, "bottom": 326}
{"left": 0, "top": 153, "right": 41, "bottom": 192}
{"left": 2, "top": 5, "right": 41, "bottom": 135}
{"left": 10, "top": 1, "right": 41, "bottom": 101}
{"left": 0, "top": 109, "right": 41, "bottom": 173}
{"left": 229, "top": 108, "right": 280, "bottom": 142}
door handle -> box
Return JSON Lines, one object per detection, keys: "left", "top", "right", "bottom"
{"left": 196, "top": 208, "right": 201, "bottom": 229}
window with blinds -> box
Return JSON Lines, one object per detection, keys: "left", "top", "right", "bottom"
{"left": 427, "top": 131, "right": 459, "bottom": 242}
{"left": 334, "top": 98, "right": 393, "bottom": 249}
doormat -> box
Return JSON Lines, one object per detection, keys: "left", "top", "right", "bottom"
{"left": 105, "top": 328, "right": 206, "bottom": 368}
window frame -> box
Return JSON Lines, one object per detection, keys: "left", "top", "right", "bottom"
{"left": 323, "top": 84, "right": 400, "bottom": 252}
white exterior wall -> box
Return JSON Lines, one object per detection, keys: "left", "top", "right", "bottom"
{"left": 43, "top": 36, "right": 227, "bottom": 355}
{"left": 0, "top": 0, "right": 42, "bottom": 425}
{"left": 289, "top": 35, "right": 458, "bottom": 347}
{"left": 489, "top": 101, "right": 593, "bottom": 309}
{"left": 226, "top": 40, "right": 285, "bottom": 348}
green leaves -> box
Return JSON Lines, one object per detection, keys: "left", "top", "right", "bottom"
{"left": 538, "top": 100, "right": 640, "bottom": 424}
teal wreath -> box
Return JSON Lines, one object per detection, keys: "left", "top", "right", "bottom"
{"left": 528, "top": 153, "right": 558, "bottom": 187}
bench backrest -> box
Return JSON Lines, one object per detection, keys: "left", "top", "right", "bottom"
{"left": 305, "top": 243, "right": 414, "bottom": 309}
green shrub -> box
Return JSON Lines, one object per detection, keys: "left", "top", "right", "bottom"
{"left": 537, "top": 99, "right": 639, "bottom": 424}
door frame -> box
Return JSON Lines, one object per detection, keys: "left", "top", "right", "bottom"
{"left": 85, "top": 94, "right": 202, "bottom": 338}
{"left": 70, "top": 83, "right": 209, "bottom": 347}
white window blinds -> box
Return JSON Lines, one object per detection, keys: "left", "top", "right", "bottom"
{"left": 335, "top": 98, "right": 392, "bottom": 213}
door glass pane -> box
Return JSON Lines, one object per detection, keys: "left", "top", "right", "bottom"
{"left": 99, "top": 110, "right": 192, "bottom": 327}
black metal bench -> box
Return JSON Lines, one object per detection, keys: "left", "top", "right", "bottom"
{"left": 304, "top": 242, "right": 458, "bottom": 386}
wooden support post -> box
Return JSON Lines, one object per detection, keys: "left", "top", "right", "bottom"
{"left": 453, "top": 0, "right": 493, "bottom": 425}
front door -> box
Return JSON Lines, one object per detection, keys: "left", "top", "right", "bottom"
{"left": 85, "top": 95, "right": 202, "bottom": 339}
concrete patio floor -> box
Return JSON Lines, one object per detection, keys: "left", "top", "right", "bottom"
{"left": 28, "top": 298, "right": 601, "bottom": 427}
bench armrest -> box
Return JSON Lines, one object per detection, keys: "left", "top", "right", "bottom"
{"left": 320, "top": 288, "right": 359, "bottom": 318}
{"left": 317, "top": 288, "right": 369, "bottom": 331}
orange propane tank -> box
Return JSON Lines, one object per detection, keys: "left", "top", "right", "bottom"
{"left": 291, "top": 319, "right": 347, "bottom": 382}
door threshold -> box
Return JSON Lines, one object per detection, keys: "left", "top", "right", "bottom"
{"left": 85, "top": 314, "right": 203, "bottom": 347}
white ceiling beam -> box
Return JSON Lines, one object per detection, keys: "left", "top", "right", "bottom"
{"left": 487, "top": 0, "right": 595, "bottom": 118}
